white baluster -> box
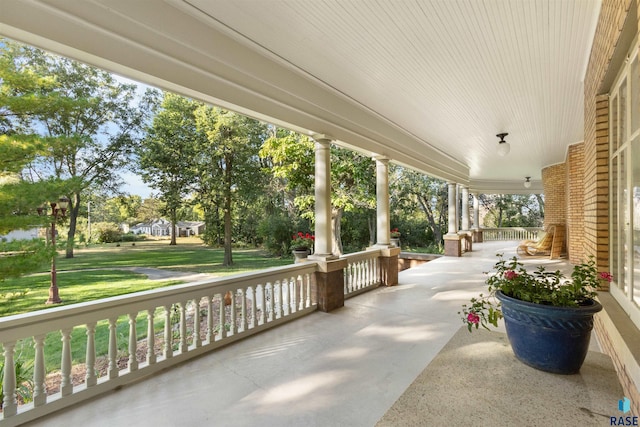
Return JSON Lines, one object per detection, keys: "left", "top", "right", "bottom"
{"left": 179, "top": 302, "right": 188, "bottom": 353}
{"left": 250, "top": 287, "right": 257, "bottom": 329}
{"left": 128, "top": 313, "right": 138, "bottom": 372}
{"left": 276, "top": 281, "right": 283, "bottom": 318}
{"left": 108, "top": 318, "right": 118, "bottom": 379}
{"left": 306, "top": 273, "right": 312, "bottom": 307}
{"left": 2, "top": 341, "right": 17, "bottom": 416}
{"left": 193, "top": 298, "right": 201, "bottom": 348}
{"left": 219, "top": 293, "right": 227, "bottom": 339}
{"left": 290, "top": 277, "right": 297, "bottom": 313}
{"left": 343, "top": 266, "right": 348, "bottom": 294}
{"left": 86, "top": 322, "right": 97, "bottom": 386}
{"left": 61, "top": 329, "right": 72, "bottom": 396}
{"left": 240, "top": 289, "right": 247, "bottom": 332}
{"left": 258, "top": 284, "right": 266, "bottom": 325}
{"left": 206, "top": 296, "right": 214, "bottom": 344}
{"left": 229, "top": 292, "right": 237, "bottom": 335}
{"left": 147, "top": 308, "right": 156, "bottom": 365}
{"left": 163, "top": 305, "right": 173, "bottom": 359}
{"left": 33, "top": 335, "right": 46, "bottom": 406}
{"left": 298, "top": 275, "right": 305, "bottom": 311}
{"left": 267, "top": 283, "right": 275, "bottom": 322}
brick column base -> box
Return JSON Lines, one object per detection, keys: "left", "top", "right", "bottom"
{"left": 444, "top": 234, "right": 462, "bottom": 257}
{"left": 473, "top": 229, "right": 483, "bottom": 243}
{"left": 313, "top": 258, "right": 348, "bottom": 312}
{"left": 378, "top": 247, "right": 401, "bottom": 286}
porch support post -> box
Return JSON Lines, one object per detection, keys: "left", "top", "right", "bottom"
{"left": 368, "top": 155, "right": 400, "bottom": 285}
{"left": 310, "top": 135, "right": 335, "bottom": 260}
{"left": 472, "top": 193, "right": 483, "bottom": 242}
{"left": 444, "top": 182, "right": 462, "bottom": 256}
{"left": 446, "top": 182, "right": 457, "bottom": 235}
{"left": 374, "top": 155, "right": 391, "bottom": 246}
{"left": 310, "top": 134, "right": 343, "bottom": 312}
{"left": 461, "top": 186, "right": 470, "bottom": 231}
{"left": 460, "top": 186, "right": 472, "bottom": 252}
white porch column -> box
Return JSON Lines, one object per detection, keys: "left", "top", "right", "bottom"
{"left": 461, "top": 186, "right": 470, "bottom": 231}
{"left": 447, "top": 182, "right": 457, "bottom": 235}
{"left": 374, "top": 156, "right": 391, "bottom": 246}
{"left": 473, "top": 193, "right": 480, "bottom": 230}
{"left": 311, "top": 135, "right": 335, "bottom": 260}
{"left": 455, "top": 184, "right": 461, "bottom": 232}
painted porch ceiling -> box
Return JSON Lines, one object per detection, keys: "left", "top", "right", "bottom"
{"left": 0, "top": 0, "right": 601, "bottom": 193}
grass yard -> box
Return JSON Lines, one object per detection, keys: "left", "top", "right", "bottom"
{"left": 0, "top": 237, "right": 292, "bottom": 380}
{"left": 1, "top": 237, "right": 291, "bottom": 318}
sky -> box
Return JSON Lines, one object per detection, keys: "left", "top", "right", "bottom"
{"left": 113, "top": 74, "right": 155, "bottom": 198}
{"left": 121, "top": 171, "right": 153, "bottom": 198}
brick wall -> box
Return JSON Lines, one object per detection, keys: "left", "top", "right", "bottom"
{"left": 542, "top": 163, "right": 566, "bottom": 229}
{"left": 566, "top": 143, "right": 585, "bottom": 263}
{"left": 583, "top": 0, "right": 639, "bottom": 414}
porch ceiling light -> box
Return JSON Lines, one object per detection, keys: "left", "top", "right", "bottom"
{"left": 496, "top": 133, "right": 510, "bottom": 156}
{"left": 524, "top": 176, "right": 532, "bottom": 189}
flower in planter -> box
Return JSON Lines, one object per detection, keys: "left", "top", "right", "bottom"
{"left": 291, "top": 232, "right": 315, "bottom": 251}
{"left": 459, "top": 254, "right": 611, "bottom": 332}
{"left": 390, "top": 228, "right": 401, "bottom": 238}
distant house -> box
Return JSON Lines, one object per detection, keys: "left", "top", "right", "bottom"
{"left": 176, "top": 221, "right": 205, "bottom": 237}
{"left": 0, "top": 228, "right": 41, "bottom": 242}
{"left": 130, "top": 218, "right": 172, "bottom": 237}
{"left": 130, "top": 219, "right": 204, "bottom": 237}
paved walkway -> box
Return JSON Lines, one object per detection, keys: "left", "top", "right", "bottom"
{"left": 24, "top": 241, "right": 617, "bottom": 427}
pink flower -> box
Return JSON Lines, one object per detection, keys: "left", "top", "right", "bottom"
{"left": 504, "top": 270, "right": 518, "bottom": 280}
{"left": 467, "top": 312, "right": 480, "bottom": 324}
{"left": 599, "top": 272, "right": 613, "bottom": 283}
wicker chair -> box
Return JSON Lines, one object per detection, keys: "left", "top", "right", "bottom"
{"left": 517, "top": 225, "right": 556, "bottom": 257}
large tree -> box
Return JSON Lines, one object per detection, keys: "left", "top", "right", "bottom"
{"left": 260, "top": 129, "right": 376, "bottom": 255}
{"left": 193, "top": 106, "right": 268, "bottom": 265}
{"left": 1, "top": 39, "right": 152, "bottom": 258}
{"left": 139, "top": 92, "right": 200, "bottom": 244}
{"left": 390, "top": 167, "right": 448, "bottom": 245}
{"left": 481, "top": 194, "right": 544, "bottom": 228}
{"left": 0, "top": 48, "right": 72, "bottom": 281}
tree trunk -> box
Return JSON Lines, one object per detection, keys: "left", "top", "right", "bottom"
{"left": 332, "top": 207, "right": 343, "bottom": 256}
{"left": 368, "top": 212, "right": 375, "bottom": 246}
{"left": 223, "top": 155, "right": 233, "bottom": 266}
{"left": 65, "top": 192, "right": 80, "bottom": 258}
{"left": 170, "top": 207, "right": 177, "bottom": 245}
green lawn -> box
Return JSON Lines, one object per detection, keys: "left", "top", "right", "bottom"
{"left": 1, "top": 238, "right": 291, "bottom": 372}
{"left": 1, "top": 238, "right": 291, "bottom": 318}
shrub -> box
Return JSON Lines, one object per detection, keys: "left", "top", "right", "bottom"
{"left": 93, "top": 222, "right": 122, "bottom": 243}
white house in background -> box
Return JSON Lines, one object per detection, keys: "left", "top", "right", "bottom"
{"left": 130, "top": 219, "right": 204, "bottom": 237}
{"left": 176, "top": 221, "right": 205, "bottom": 237}
{"left": 130, "top": 218, "right": 172, "bottom": 237}
{"left": 0, "top": 228, "right": 40, "bottom": 242}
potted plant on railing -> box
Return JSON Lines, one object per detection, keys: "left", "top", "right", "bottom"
{"left": 459, "top": 254, "right": 611, "bottom": 374}
{"left": 390, "top": 228, "right": 401, "bottom": 248}
{"left": 291, "top": 232, "right": 314, "bottom": 263}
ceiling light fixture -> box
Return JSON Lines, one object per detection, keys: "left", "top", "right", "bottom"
{"left": 524, "top": 176, "right": 532, "bottom": 189}
{"left": 496, "top": 132, "right": 510, "bottom": 156}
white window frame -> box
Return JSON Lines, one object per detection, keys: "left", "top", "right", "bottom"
{"left": 609, "top": 36, "right": 640, "bottom": 329}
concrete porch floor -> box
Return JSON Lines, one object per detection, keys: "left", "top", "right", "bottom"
{"left": 23, "top": 241, "right": 622, "bottom": 427}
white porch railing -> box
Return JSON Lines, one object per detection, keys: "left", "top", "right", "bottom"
{"left": 343, "top": 249, "right": 382, "bottom": 298}
{"left": 480, "top": 227, "right": 543, "bottom": 242}
{"left": 0, "top": 263, "right": 317, "bottom": 426}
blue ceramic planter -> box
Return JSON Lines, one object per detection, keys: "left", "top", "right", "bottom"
{"left": 496, "top": 290, "right": 602, "bottom": 374}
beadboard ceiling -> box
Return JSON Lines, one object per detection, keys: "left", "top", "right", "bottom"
{"left": 0, "top": 0, "right": 602, "bottom": 193}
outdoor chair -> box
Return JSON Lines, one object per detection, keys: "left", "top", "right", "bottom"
{"left": 517, "top": 225, "right": 557, "bottom": 257}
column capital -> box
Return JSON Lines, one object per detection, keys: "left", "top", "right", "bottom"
{"left": 312, "top": 133, "right": 333, "bottom": 145}
{"left": 373, "top": 155, "right": 390, "bottom": 163}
